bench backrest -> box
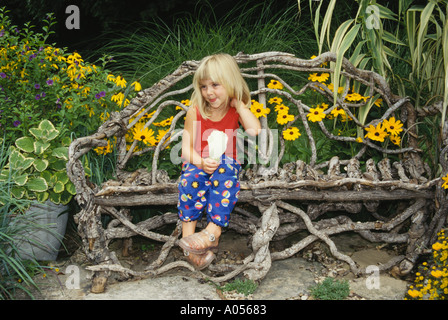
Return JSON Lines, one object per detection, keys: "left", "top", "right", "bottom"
{"left": 79, "top": 52, "right": 425, "bottom": 187}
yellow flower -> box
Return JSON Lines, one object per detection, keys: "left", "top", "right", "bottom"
{"left": 131, "top": 81, "right": 142, "bottom": 91}
{"left": 364, "top": 123, "right": 388, "bottom": 142}
{"left": 442, "top": 174, "right": 448, "bottom": 189}
{"left": 154, "top": 116, "right": 174, "bottom": 127}
{"left": 407, "top": 289, "right": 421, "bottom": 298}
{"left": 250, "top": 100, "right": 270, "bottom": 118}
{"left": 107, "top": 74, "right": 116, "bottom": 82}
{"left": 268, "top": 97, "right": 283, "bottom": 105}
{"left": 356, "top": 137, "right": 363, "bottom": 143}
{"left": 431, "top": 270, "right": 443, "bottom": 278}
{"left": 389, "top": 134, "right": 401, "bottom": 146}
{"left": 267, "top": 79, "right": 283, "bottom": 90}
{"left": 308, "top": 72, "right": 330, "bottom": 83}
{"left": 274, "top": 104, "right": 289, "bottom": 114}
{"left": 282, "top": 127, "right": 301, "bottom": 141}
{"left": 115, "top": 75, "right": 127, "bottom": 88}
{"left": 326, "top": 83, "right": 344, "bottom": 94}
{"left": 346, "top": 92, "right": 365, "bottom": 102}
{"left": 374, "top": 98, "right": 383, "bottom": 107}
{"left": 330, "top": 106, "right": 345, "bottom": 118}
{"left": 382, "top": 117, "right": 403, "bottom": 136}
{"left": 94, "top": 140, "right": 114, "bottom": 155}
{"left": 307, "top": 108, "right": 326, "bottom": 122}
{"left": 433, "top": 242, "right": 444, "bottom": 251}
{"left": 133, "top": 125, "right": 157, "bottom": 146}
{"left": 317, "top": 103, "right": 329, "bottom": 110}
{"left": 277, "top": 113, "right": 295, "bottom": 125}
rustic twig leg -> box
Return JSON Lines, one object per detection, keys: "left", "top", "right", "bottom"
{"left": 244, "top": 202, "right": 279, "bottom": 281}
{"left": 74, "top": 204, "right": 113, "bottom": 293}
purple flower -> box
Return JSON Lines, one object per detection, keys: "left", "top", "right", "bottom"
{"left": 46, "top": 79, "right": 54, "bottom": 86}
{"left": 35, "top": 94, "right": 41, "bottom": 100}
{"left": 34, "top": 84, "right": 41, "bottom": 89}
{"left": 41, "top": 92, "right": 46, "bottom": 98}
{"left": 0, "top": 30, "right": 4, "bottom": 37}
{"left": 95, "top": 91, "right": 106, "bottom": 99}
{"left": 0, "top": 72, "right": 6, "bottom": 78}
{"left": 13, "top": 120, "right": 21, "bottom": 127}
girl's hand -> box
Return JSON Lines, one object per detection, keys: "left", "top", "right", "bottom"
{"left": 202, "top": 158, "right": 219, "bottom": 174}
{"left": 230, "top": 98, "right": 243, "bottom": 113}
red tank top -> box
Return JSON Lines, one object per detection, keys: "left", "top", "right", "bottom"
{"left": 194, "top": 106, "right": 240, "bottom": 160}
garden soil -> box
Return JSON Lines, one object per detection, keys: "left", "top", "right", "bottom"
{"left": 14, "top": 229, "right": 412, "bottom": 300}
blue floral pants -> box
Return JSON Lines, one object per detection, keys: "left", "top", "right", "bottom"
{"left": 177, "top": 155, "right": 241, "bottom": 228}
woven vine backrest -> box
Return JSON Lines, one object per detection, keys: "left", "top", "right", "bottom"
{"left": 68, "top": 51, "right": 426, "bottom": 209}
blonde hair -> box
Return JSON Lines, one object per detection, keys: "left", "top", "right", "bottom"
{"left": 191, "top": 53, "right": 250, "bottom": 119}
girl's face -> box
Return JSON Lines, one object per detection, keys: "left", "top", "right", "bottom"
{"left": 200, "top": 79, "right": 229, "bottom": 111}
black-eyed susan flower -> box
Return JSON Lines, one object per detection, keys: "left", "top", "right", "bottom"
{"left": 267, "top": 79, "right": 283, "bottom": 90}
{"left": 133, "top": 124, "right": 157, "bottom": 146}
{"left": 282, "top": 127, "right": 301, "bottom": 141}
{"left": 442, "top": 174, "right": 448, "bottom": 189}
{"left": 389, "top": 134, "right": 401, "bottom": 146}
{"left": 308, "top": 72, "right": 330, "bottom": 83}
{"left": 250, "top": 100, "right": 270, "bottom": 118}
{"left": 383, "top": 117, "right": 403, "bottom": 136}
{"left": 346, "top": 92, "right": 368, "bottom": 102}
{"left": 131, "top": 80, "right": 142, "bottom": 91}
{"left": 306, "top": 108, "right": 325, "bottom": 122}
{"left": 277, "top": 113, "right": 294, "bottom": 125}
{"left": 364, "top": 123, "right": 388, "bottom": 142}
{"left": 115, "top": 75, "right": 127, "bottom": 88}
{"left": 330, "top": 106, "right": 345, "bottom": 118}
{"left": 274, "top": 104, "right": 289, "bottom": 114}
{"left": 268, "top": 97, "right": 283, "bottom": 105}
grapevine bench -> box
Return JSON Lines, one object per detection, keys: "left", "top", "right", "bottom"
{"left": 67, "top": 52, "right": 446, "bottom": 293}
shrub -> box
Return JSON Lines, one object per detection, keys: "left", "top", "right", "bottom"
{"left": 405, "top": 229, "right": 448, "bottom": 300}
{"left": 0, "top": 7, "right": 140, "bottom": 146}
{"left": 309, "top": 277, "right": 350, "bottom": 300}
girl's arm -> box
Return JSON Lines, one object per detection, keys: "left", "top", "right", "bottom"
{"left": 181, "top": 107, "right": 219, "bottom": 174}
{"left": 232, "top": 99, "right": 261, "bottom": 136}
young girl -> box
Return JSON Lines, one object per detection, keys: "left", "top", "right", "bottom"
{"left": 177, "top": 53, "right": 261, "bottom": 270}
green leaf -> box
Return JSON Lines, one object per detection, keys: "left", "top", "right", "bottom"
{"left": 9, "top": 149, "right": 34, "bottom": 171}
{"left": 26, "top": 177, "right": 48, "bottom": 192}
{"left": 38, "top": 119, "right": 56, "bottom": 131}
{"left": 11, "top": 187, "right": 26, "bottom": 199}
{"left": 54, "top": 171, "right": 69, "bottom": 183}
{"left": 52, "top": 147, "right": 68, "bottom": 160}
{"left": 33, "top": 159, "right": 49, "bottom": 172}
{"left": 35, "top": 191, "right": 49, "bottom": 203}
{"left": 38, "top": 120, "right": 59, "bottom": 141}
{"left": 34, "top": 140, "right": 51, "bottom": 155}
{"left": 65, "top": 181, "right": 77, "bottom": 195}
{"left": 49, "top": 191, "right": 61, "bottom": 204}
{"left": 15, "top": 136, "right": 34, "bottom": 153}
{"left": 60, "top": 191, "right": 73, "bottom": 205}
{"left": 0, "top": 169, "right": 10, "bottom": 182}
{"left": 13, "top": 173, "right": 28, "bottom": 186}
{"left": 49, "top": 159, "right": 67, "bottom": 171}
{"left": 53, "top": 181, "right": 64, "bottom": 193}
{"left": 29, "top": 127, "right": 44, "bottom": 140}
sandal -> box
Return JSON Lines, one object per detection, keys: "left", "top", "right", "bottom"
{"left": 184, "top": 250, "right": 215, "bottom": 270}
{"left": 179, "top": 229, "right": 219, "bottom": 255}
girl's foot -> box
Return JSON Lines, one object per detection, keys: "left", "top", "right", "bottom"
{"left": 179, "top": 229, "right": 219, "bottom": 254}
{"left": 184, "top": 250, "right": 215, "bottom": 270}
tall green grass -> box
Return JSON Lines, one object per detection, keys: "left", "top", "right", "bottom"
{"left": 94, "top": 1, "right": 315, "bottom": 87}
{"left": 0, "top": 139, "right": 42, "bottom": 299}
